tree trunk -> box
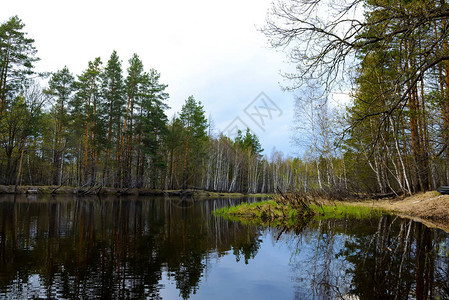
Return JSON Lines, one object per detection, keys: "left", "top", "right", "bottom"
{"left": 15, "top": 135, "right": 27, "bottom": 192}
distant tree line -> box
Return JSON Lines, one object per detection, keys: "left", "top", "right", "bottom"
{"left": 0, "top": 15, "right": 314, "bottom": 193}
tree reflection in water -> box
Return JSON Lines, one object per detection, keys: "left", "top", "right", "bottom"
{"left": 0, "top": 195, "right": 262, "bottom": 299}
{"left": 277, "top": 215, "right": 449, "bottom": 300}
{"left": 0, "top": 195, "right": 449, "bottom": 299}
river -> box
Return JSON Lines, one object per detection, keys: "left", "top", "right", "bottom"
{"left": 0, "top": 195, "right": 448, "bottom": 299}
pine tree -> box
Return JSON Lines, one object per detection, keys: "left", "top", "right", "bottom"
{"left": 234, "top": 128, "right": 263, "bottom": 156}
{"left": 136, "top": 68, "right": 169, "bottom": 188}
{"left": 101, "top": 50, "right": 125, "bottom": 186}
{"left": 73, "top": 57, "right": 102, "bottom": 184}
{"left": 179, "top": 96, "right": 208, "bottom": 188}
{"left": 0, "top": 16, "right": 39, "bottom": 121}
{"left": 46, "top": 66, "right": 75, "bottom": 185}
{"left": 118, "top": 54, "right": 144, "bottom": 187}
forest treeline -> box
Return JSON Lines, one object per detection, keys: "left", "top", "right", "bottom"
{"left": 0, "top": 16, "right": 312, "bottom": 193}
{"left": 3, "top": 0, "right": 449, "bottom": 197}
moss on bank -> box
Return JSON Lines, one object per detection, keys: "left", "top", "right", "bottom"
{"left": 214, "top": 199, "right": 383, "bottom": 229}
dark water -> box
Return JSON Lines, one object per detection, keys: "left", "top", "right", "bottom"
{"left": 0, "top": 195, "right": 448, "bottom": 299}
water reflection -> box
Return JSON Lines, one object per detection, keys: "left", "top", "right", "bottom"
{"left": 0, "top": 195, "right": 262, "bottom": 299}
{"left": 0, "top": 195, "right": 448, "bottom": 299}
{"left": 276, "top": 216, "right": 449, "bottom": 299}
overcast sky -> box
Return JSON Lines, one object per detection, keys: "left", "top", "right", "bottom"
{"left": 2, "top": 0, "right": 300, "bottom": 157}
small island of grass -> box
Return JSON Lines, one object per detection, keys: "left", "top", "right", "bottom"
{"left": 214, "top": 191, "right": 383, "bottom": 229}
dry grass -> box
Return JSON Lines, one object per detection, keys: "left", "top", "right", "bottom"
{"left": 335, "top": 191, "right": 449, "bottom": 232}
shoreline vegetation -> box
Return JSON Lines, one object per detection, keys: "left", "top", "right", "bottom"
{"left": 214, "top": 192, "right": 383, "bottom": 228}
{"left": 0, "top": 184, "right": 270, "bottom": 198}
{"left": 2, "top": 183, "right": 449, "bottom": 232}
{"left": 215, "top": 191, "right": 449, "bottom": 233}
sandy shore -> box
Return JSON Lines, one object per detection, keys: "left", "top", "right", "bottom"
{"left": 338, "top": 191, "right": 449, "bottom": 232}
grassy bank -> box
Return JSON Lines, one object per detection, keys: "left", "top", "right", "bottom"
{"left": 215, "top": 199, "right": 382, "bottom": 224}
{"left": 310, "top": 203, "right": 383, "bottom": 219}
{"left": 215, "top": 190, "right": 449, "bottom": 233}
{"left": 338, "top": 191, "right": 449, "bottom": 232}
{"left": 214, "top": 199, "right": 383, "bottom": 234}
{"left": 214, "top": 190, "right": 384, "bottom": 230}
{"left": 214, "top": 199, "right": 312, "bottom": 229}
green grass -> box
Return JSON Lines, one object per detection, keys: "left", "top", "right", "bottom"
{"left": 215, "top": 200, "right": 311, "bottom": 228}
{"left": 311, "top": 203, "right": 383, "bottom": 219}
{"left": 214, "top": 199, "right": 314, "bottom": 228}
{"left": 214, "top": 200, "right": 383, "bottom": 228}
{"left": 196, "top": 191, "right": 272, "bottom": 198}
{"left": 215, "top": 200, "right": 302, "bottom": 219}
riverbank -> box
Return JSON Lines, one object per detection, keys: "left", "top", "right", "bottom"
{"left": 215, "top": 191, "right": 449, "bottom": 233}
{"left": 0, "top": 185, "right": 270, "bottom": 198}
{"left": 337, "top": 191, "right": 449, "bottom": 232}
{"left": 215, "top": 194, "right": 384, "bottom": 229}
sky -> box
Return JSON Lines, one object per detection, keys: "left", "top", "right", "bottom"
{"left": 1, "top": 0, "right": 300, "bottom": 157}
